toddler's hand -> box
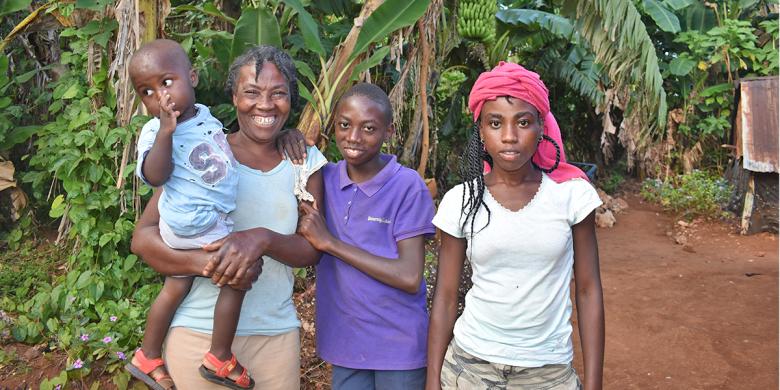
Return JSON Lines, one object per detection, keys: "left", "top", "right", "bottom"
{"left": 158, "top": 91, "right": 180, "bottom": 134}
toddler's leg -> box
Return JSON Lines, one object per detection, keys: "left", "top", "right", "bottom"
{"left": 199, "top": 286, "right": 254, "bottom": 388}
{"left": 209, "top": 286, "right": 246, "bottom": 360}
{"left": 141, "top": 276, "right": 194, "bottom": 358}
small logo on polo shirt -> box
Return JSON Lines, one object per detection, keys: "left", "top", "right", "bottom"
{"left": 367, "top": 216, "right": 391, "bottom": 224}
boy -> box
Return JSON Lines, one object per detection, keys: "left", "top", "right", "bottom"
{"left": 126, "top": 39, "right": 253, "bottom": 390}
{"left": 297, "top": 83, "right": 436, "bottom": 389}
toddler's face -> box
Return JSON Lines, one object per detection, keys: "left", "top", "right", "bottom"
{"left": 130, "top": 59, "right": 198, "bottom": 120}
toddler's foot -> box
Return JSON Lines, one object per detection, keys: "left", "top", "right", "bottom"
{"left": 199, "top": 352, "right": 254, "bottom": 390}
{"left": 125, "top": 348, "right": 175, "bottom": 390}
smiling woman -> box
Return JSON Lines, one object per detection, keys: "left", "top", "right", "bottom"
{"left": 131, "top": 45, "right": 326, "bottom": 390}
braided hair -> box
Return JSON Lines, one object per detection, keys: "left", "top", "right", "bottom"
{"left": 459, "top": 122, "right": 492, "bottom": 236}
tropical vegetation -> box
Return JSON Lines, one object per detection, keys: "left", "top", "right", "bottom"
{"left": 0, "top": 0, "right": 776, "bottom": 388}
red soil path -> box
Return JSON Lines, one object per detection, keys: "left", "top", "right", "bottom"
{"left": 572, "top": 195, "right": 778, "bottom": 389}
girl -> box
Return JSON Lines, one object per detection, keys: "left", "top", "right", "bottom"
{"left": 426, "top": 62, "right": 604, "bottom": 390}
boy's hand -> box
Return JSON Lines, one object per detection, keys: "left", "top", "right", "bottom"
{"left": 277, "top": 128, "right": 309, "bottom": 165}
{"left": 297, "top": 201, "right": 333, "bottom": 251}
{"left": 158, "top": 91, "right": 180, "bottom": 134}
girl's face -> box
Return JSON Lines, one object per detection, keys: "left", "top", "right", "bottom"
{"left": 232, "top": 62, "right": 291, "bottom": 144}
{"left": 479, "top": 96, "right": 543, "bottom": 173}
{"left": 333, "top": 95, "right": 393, "bottom": 171}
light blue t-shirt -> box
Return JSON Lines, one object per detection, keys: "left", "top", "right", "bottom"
{"left": 136, "top": 104, "right": 238, "bottom": 237}
{"left": 170, "top": 146, "right": 326, "bottom": 336}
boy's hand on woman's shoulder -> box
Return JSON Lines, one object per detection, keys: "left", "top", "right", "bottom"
{"left": 277, "top": 128, "right": 310, "bottom": 165}
{"left": 157, "top": 91, "right": 180, "bottom": 134}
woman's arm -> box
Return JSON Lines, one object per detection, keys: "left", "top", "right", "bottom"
{"left": 572, "top": 211, "right": 605, "bottom": 390}
{"left": 130, "top": 190, "right": 210, "bottom": 276}
{"left": 425, "top": 231, "right": 467, "bottom": 390}
{"left": 298, "top": 201, "right": 425, "bottom": 294}
{"left": 204, "top": 169, "right": 325, "bottom": 287}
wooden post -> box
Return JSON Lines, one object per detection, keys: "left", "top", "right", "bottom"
{"left": 740, "top": 172, "right": 755, "bottom": 235}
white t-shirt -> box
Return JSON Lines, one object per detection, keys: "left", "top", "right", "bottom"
{"left": 432, "top": 173, "right": 601, "bottom": 367}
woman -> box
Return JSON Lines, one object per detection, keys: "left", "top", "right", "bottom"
{"left": 426, "top": 62, "right": 604, "bottom": 390}
{"left": 131, "top": 45, "right": 325, "bottom": 389}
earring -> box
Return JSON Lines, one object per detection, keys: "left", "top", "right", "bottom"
{"left": 532, "top": 134, "right": 561, "bottom": 173}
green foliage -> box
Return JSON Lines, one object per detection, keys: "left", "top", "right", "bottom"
{"left": 641, "top": 170, "right": 733, "bottom": 219}
{"left": 1, "top": 2, "right": 436, "bottom": 386}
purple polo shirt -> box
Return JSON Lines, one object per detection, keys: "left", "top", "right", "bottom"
{"left": 316, "top": 154, "right": 435, "bottom": 370}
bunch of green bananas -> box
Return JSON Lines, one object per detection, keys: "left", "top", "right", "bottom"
{"left": 436, "top": 69, "right": 467, "bottom": 100}
{"left": 457, "top": 0, "right": 497, "bottom": 43}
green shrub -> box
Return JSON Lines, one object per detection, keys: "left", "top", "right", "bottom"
{"left": 641, "top": 170, "right": 732, "bottom": 219}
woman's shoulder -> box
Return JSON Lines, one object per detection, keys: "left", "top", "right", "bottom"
{"left": 303, "top": 145, "right": 327, "bottom": 171}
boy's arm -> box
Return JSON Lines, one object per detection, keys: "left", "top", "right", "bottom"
{"left": 572, "top": 211, "right": 605, "bottom": 390}
{"left": 141, "top": 92, "right": 179, "bottom": 186}
{"left": 425, "top": 231, "right": 467, "bottom": 390}
{"left": 297, "top": 201, "right": 426, "bottom": 294}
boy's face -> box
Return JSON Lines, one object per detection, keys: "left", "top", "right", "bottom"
{"left": 333, "top": 95, "right": 394, "bottom": 171}
{"left": 129, "top": 53, "right": 198, "bottom": 121}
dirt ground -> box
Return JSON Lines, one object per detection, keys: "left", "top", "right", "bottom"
{"left": 1, "top": 193, "right": 777, "bottom": 389}
{"left": 571, "top": 194, "right": 778, "bottom": 390}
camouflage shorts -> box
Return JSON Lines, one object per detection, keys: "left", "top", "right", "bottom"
{"left": 440, "top": 341, "right": 582, "bottom": 390}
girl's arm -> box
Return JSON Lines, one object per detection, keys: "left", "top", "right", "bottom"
{"left": 130, "top": 190, "right": 211, "bottom": 276}
{"left": 203, "top": 169, "right": 325, "bottom": 287}
{"left": 297, "top": 201, "right": 425, "bottom": 294}
{"left": 572, "top": 211, "right": 605, "bottom": 390}
{"left": 425, "top": 231, "right": 467, "bottom": 390}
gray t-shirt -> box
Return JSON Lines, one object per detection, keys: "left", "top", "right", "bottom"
{"left": 170, "top": 146, "right": 326, "bottom": 335}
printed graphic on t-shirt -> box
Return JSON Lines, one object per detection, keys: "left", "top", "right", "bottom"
{"left": 188, "top": 142, "right": 229, "bottom": 185}
{"left": 212, "top": 131, "right": 237, "bottom": 166}
{"left": 367, "top": 216, "right": 392, "bottom": 224}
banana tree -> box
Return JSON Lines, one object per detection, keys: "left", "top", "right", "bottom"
{"left": 294, "top": 0, "right": 432, "bottom": 145}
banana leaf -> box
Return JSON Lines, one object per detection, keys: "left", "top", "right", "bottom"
{"left": 349, "top": 0, "right": 430, "bottom": 62}
{"left": 643, "top": 0, "right": 681, "bottom": 33}
{"left": 230, "top": 6, "right": 282, "bottom": 63}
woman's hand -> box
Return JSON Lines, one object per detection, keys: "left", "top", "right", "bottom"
{"left": 276, "top": 128, "right": 309, "bottom": 164}
{"left": 297, "top": 201, "right": 333, "bottom": 252}
{"left": 202, "top": 228, "right": 271, "bottom": 287}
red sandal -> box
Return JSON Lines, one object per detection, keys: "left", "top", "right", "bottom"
{"left": 198, "top": 352, "right": 255, "bottom": 390}
{"left": 124, "top": 348, "right": 175, "bottom": 390}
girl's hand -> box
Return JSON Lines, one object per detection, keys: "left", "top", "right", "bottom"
{"left": 202, "top": 229, "right": 270, "bottom": 287}
{"left": 158, "top": 91, "right": 180, "bottom": 134}
{"left": 297, "top": 201, "right": 332, "bottom": 251}
{"left": 276, "top": 128, "right": 308, "bottom": 164}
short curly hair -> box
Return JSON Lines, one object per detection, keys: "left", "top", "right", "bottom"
{"left": 225, "top": 45, "right": 299, "bottom": 110}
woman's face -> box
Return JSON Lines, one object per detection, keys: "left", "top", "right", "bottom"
{"left": 479, "top": 96, "right": 543, "bottom": 173}
{"left": 232, "top": 62, "right": 291, "bottom": 144}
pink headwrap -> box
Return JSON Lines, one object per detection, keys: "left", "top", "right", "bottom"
{"left": 468, "top": 61, "right": 588, "bottom": 183}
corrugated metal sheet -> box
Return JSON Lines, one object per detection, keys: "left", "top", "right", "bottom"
{"left": 737, "top": 77, "right": 779, "bottom": 173}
